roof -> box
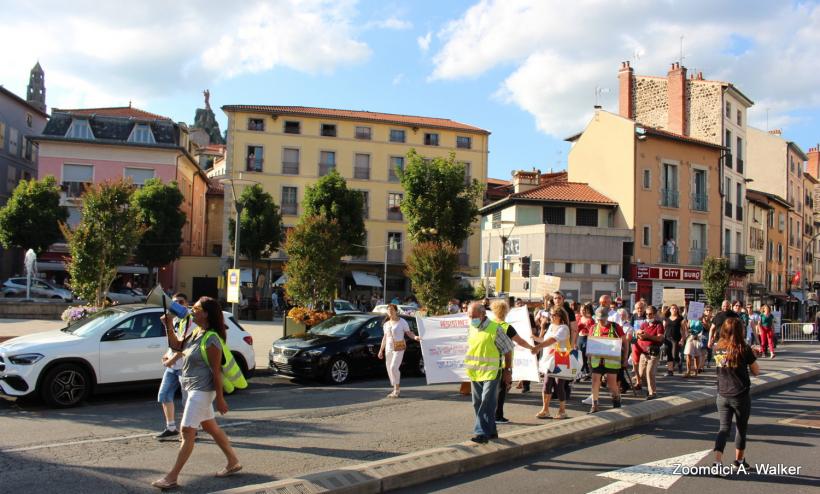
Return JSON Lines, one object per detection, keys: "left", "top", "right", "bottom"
{"left": 787, "top": 141, "right": 809, "bottom": 161}
{"left": 748, "top": 189, "right": 791, "bottom": 209}
{"left": 39, "top": 112, "right": 178, "bottom": 144}
{"left": 0, "top": 85, "right": 49, "bottom": 118}
{"left": 480, "top": 180, "right": 616, "bottom": 215}
{"left": 487, "top": 177, "right": 509, "bottom": 186}
{"left": 804, "top": 172, "right": 819, "bottom": 184}
{"left": 221, "top": 105, "right": 489, "bottom": 134}
{"left": 746, "top": 189, "right": 774, "bottom": 209}
{"left": 207, "top": 181, "right": 224, "bottom": 195}
{"left": 641, "top": 126, "right": 726, "bottom": 150}
{"left": 53, "top": 105, "right": 172, "bottom": 121}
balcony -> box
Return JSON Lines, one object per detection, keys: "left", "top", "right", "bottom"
{"left": 728, "top": 252, "right": 754, "bottom": 272}
{"left": 691, "top": 193, "right": 708, "bottom": 212}
{"left": 736, "top": 205, "right": 743, "bottom": 221}
{"left": 318, "top": 163, "right": 335, "bottom": 176}
{"left": 725, "top": 201, "right": 733, "bottom": 218}
{"left": 661, "top": 188, "right": 679, "bottom": 208}
{"left": 737, "top": 158, "right": 744, "bottom": 174}
{"left": 387, "top": 250, "right": 403, "bottom": 263}
{"left": 661, "top": 250, "right": 678, "bottom": 264}
{"left": 387, "top": 208, "right": 403, "bottom": 221}
{"left": 282, "top": 162, "right": 299, "bottom": 175}
{"left": 690, "top": 248, "right": 707, "bottom": 265}
{"left": 281, "top": 203, "right": 298, "bottom": 216}
{"left": 246, "top": 158, "right": 263, "bottom": 172}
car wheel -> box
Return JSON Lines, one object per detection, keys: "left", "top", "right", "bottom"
{"left": 326, "top": 357, "right": 351, "bottom": 384}
{"left": 40, "top": 363, "right": 91, "bottom": 408}
{"left": 232, "top": 352, "right": 255, "bottom": 379}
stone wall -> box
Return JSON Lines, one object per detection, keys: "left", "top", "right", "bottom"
{"left": 687, "top": 81, "right": 723, "bottom": 145}
{"left": 0, "top": 299, "right": 67, "bottom": 319}
{"left": 633, "top": 77, "right": 668, "bottom": 130}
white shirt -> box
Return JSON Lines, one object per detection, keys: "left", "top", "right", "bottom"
{"left": 545, "top": 324, "right": 570, "bottom": 350}
{"left": 384, "top": 318, "right": 410, "bottom": 350}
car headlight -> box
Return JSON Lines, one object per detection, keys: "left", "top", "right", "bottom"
{"left": 9, "top": 353, "right": 44, "bottom": 365}
{"left": 304, "top": 348, "right": 326, "bottom": 358}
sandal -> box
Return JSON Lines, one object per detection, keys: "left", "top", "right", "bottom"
{"left": 535, "top": 411, "right": 550, "bottom": 419}
{"left": 151, "top": 478, "right": 179, "bottom": 490}
{"left": 216, "top": 464, "right": 243, "bottom": 478}
{"left": 553, "top": 412, "right": 568, "bottom": 420}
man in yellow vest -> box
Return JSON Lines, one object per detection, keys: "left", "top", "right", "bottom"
{"left": 588, "top": 306, "right": 628, "bottom": 413}
{"left": 464, "top": 301, "right": 515, "bottom": 444}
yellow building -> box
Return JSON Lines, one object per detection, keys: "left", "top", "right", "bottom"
{"left": 220, "top": 105, "right": 489, "bottom": 300}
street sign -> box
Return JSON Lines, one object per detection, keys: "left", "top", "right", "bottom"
{"left": 628, "top": 281, "right": 638, "bottom": 293}
{"left": 227, "top": 268, "right": 240, "bottom": 304}
{"left": 587, "top": 449, "right": 711, "bottom": 493}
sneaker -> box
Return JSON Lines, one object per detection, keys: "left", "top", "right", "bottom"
{"left": 495, "top": 417, "right": 510, "bottom": 424}
{"left": 470, "top": 435, "right": 489, "bottom": 444}
{"left": 612, "top": 399, "right": 622, "bottom": 409}
{"left": 666, "top": 370, "right": 674, "bottom": 377}
{"left": 770, "top": 354, "right": 775, "bottom": 359}
{"left": 733, "top": 459, "right": 751, "bottom": 470}
{"left": 582, "top": 395, "right": 594, "bottom": 405}
{"left": 646, "top": 394, "right": 657, "bottom": 400}
{"left": 155, "top": 429, "right": 179, "bottom": 441}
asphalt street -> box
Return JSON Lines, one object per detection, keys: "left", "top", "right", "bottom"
{"left": 398, "top": 380, "right": 820, "bottom": 494}
{"left": 0, "top": 318, "right": 817, "bottom": 493}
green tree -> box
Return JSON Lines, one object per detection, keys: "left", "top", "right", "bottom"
{"left": 399, "top": 149, "right": 485, "bottom": 244}
{"left": 228, "top": 184, "right": 283, "bottom": 298}
{"left": 61, "top": 180, "right": 142, "bottom": 306}
{"left": 283, "top": 216, "right": 345, "bottom": 308}
{"left": 302, "top": 169, "right": 366, "bottom": 257}
{"left": 131, "top": 178, "right": 186, "bottom": 288}
{"left": 703, "top": 256, "right": 730, "bottom": 308}
{"left": 405, "top": 241, "right": 459, "bottom": 315}
{"left": 0, "top": 176, "right": 68, "bottom": 254}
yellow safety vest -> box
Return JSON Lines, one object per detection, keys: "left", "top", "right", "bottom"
{"left": 591, "top": 323, "right": 622, "bottom": 370}
{"left": 465, "top": 320, "right": 503, "bottom": 382}
{"left": 199, "top": 330, "right": 248, "bottom": 394}
{"left": 175, "top": 314, "right": 193, "bottom": 339}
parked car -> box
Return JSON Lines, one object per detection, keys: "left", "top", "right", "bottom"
{"left": 2, "top": 277, "right": 74, "bottom": 301}
{"left": 0, "top": 305, "right": 255, "bottom": 407}
{"left": 105, "top": 287, "right": 147, "bottom": 305}
{"left": 269, "top": 313, "right": 423, "bottom": 384}
{"left": 372, "top": 304, "right": 418, "bottom": 316}
{"left": 333, "top": 299, "right": 360, "bottom": 314}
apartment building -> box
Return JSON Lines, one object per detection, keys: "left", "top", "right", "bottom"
{"left": 807, "top": 147, "right": 820, "bottom": 289}
{"left": 745, "top": 190, "right": 772, "bottom": 306}
{"left": 567, "top": 109, "right": 724, "bottom": 306}
{"left": 220, "top": 105, "right": 489, "bottom": 300}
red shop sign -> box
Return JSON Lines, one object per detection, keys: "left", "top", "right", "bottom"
{"left": 636, "top": 266, "right": 660, "bottom": 279}
{"left": 682, "top": 269, "right": 702, "bottom": 281}
{"left": 661, "top": 268, "right": 681, "bottom": 280}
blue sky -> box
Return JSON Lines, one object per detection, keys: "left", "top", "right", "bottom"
{"left": 1, "top": 0, "right": 818, "bottom": 180}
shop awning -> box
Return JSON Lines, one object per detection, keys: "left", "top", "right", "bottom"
{"left": 273, "top": 274, "right": 288, "bottom": 286}
{"left": 352, "top": 271, "right": 382, "bottom": 288}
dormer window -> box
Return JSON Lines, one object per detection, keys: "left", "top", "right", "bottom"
{"left": 66, "top": 119, "right": 94, "bottom": 140}
{"left": 128, "top": 123, "right": 156, "bottom": 144}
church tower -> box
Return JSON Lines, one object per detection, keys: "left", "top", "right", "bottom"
{"left": 26, "top": 62, "right": 46, "bottom": 113}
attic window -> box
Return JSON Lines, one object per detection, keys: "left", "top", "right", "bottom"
{"left": 128, "top": 124, "right": 156, "bottom": 144}
{"left": 66, "top": 119, "right": 95, "bottom": 140}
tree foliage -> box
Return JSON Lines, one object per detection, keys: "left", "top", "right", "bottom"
{"left": 228, "top": 184, "right": 283, "bottom": 296}
{"left": 399, "top": 150, "right": 485, "bottom": 245}
{"left": 405, "top": 241, "right": 459, "bottom": 315}
{"left": 61, "top": 180, "right": 142, "bottom": 306}
{"left": 283, "top": 216, "right": 345, "bottom": 308}
{"left": 303, "top": 169, "right": 366, "bottom": 257}
{"left": 0, "top": 176, "right": 68, "bottom": 254}
{"left": 703, "top": 256, "right": 730, "bottom": 309}
{"left": 131, "top": 178, "right": 186, "bottom": 287}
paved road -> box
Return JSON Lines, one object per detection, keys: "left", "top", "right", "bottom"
{"left": 398, "top": 380, "right": 820, "bottom": 494}
{"left": 0, "top": 331, "right": 817, "bottom": 493}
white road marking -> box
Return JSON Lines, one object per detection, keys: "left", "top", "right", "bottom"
{"left": 587, "top": 449, "right": 712, "bottom": 493}
{"left": 1, "top": 420, "right": 253, "bottom": 453}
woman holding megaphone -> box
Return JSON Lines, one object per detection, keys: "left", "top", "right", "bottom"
{"left": 152, "top": 296, "right": 241, "bottom": 490}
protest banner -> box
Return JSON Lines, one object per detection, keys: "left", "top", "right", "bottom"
{"left": 662, "top": 288, "right": 686, "bottom": 307}
{"left": 489, "top": 306, "right": 540, "bottom": 382}
{"left": 538, "top": 275, "right": 561, "bottom": 295}
{"left": 416, "top": 313, "right": 470, "bottom": 384}
{"left": 687, "top": 301, "right": 705, "bottom": 320}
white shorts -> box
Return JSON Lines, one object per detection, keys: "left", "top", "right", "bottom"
{"left": 180, "top": 390, "right": 216, "bottom": 428}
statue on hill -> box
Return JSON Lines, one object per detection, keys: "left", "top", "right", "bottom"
{"left": 193, "top": 89, "right": 224, "bottom": 145}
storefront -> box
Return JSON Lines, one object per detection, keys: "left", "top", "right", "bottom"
{"left": 631, "top": 265, "right": 705, "bottom": 308}
{"left": 726, "top": 274, "right": 747, "bottom": 304}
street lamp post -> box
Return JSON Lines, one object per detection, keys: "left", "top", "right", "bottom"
{"left": 497, "top": 221, "right": 515, "bottom": 297}
{"left": 220, "top": 175, "right": 259, "bottom": 318}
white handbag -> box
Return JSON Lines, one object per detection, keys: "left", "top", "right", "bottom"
{"left": 538, "top": 337, "right": 581, "bottom": 380}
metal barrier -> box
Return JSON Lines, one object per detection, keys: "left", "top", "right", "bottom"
{"left": 780, "top": 323, "right": 819, "bottom": 343}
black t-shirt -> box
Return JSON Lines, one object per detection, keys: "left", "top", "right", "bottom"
{"left": 664, "top": 317, "right": 683, "bottom": 340}
{"left": 563, "top": 302, "right": 576, "bottom": 323}
{"left": 714, "top": 345, "right": 757, "bottom": 397}
{"left": 711, "top": 310, "right": 740, "bottom": 334}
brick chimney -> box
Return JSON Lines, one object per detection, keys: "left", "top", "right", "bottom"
{"left": 512, "top": 170, "right": 541, "bottom": 193}
{"left": 618, "top": 61, "right": 635, "bottom": 119}
{"left": 768, "top": 129, "right": 782, "bottom": 135}
{"left": 667, "top": 62, "right": 687, "bottom": 135}
{"left": 808, "top": 146, "right": 820, "bottom": 180}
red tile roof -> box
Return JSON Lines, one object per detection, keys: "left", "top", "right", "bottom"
{"left": 487, "top": 177, "right": 509, "bottom": 186}
{"left": 512, "top": 181, "right": 616, "bottom": 205}
{"left": 53, "top": 105, "right": 172, "bottom": 121}
{"left": 642, "top": 126, "right": 725, "bottom": 150}
{"left": 221, "top": 105, "right": 489, "bottom": 134}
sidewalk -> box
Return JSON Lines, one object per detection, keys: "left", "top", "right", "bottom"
{"left": 215, "top": 344, "right": 820, "bottom": 494}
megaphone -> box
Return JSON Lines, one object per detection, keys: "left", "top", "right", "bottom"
{"left": 146, "top": 284, "right": 189, "bottom": 319}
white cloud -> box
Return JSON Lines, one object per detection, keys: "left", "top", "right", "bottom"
{"left": 431, "top": 0, "right": 820, "bottom": 137}
{"left": 417, "top": 31, "right": 433, "bottom": 52}
{"left": 0, "top": 0, "right": 370, "bottom": 109}
{"left": 392, "top": 73, "right": 405, "bottom": 85}
{"left": 367, "top": 16, "right": 413, "bottom": 30}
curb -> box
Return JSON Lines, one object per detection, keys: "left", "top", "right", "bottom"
{"left": 212, "top": 363, "right": 820, "bottom": 494}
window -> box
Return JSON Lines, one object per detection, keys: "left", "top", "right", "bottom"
{"left": 424, "top": 133, "right": 439, "bottom": 146}
{"left": 736, "top": 109, "right": 742, "bottom": 126}
{"left": 456, "top": 136, "right": 472, "bottom": 149}
{"left": 246, "top": 146, "right": 264, "bottom": 172}
{"left": 725, "top": 101, "right": 731, "bottom": 118}
{"left": 692, "top": 169, "right": 707, "bottom": 211}
{"left": 107, "top": 313, "right": 165, "bottom": 341}
{"left": 128, "top": 124, "right": 155, "bottom": 144}
{"left": 642, "top": 226, "right": 650, "bottom": 247}
{"left": 768, "top": 240, "right": 773, "bottom": 261}
{"left": 354, "top": 153, "right": 370, "bottom": 180}
{"left": 576, "top": 208, "right": 598, "bottom": 227}
{"left": 124, "top": 168, "right": 154, "bottom": 187}
{"left": 355, "top": 126, "right": 372, "bottom": 140}
{"left": 389, "top": 129, "right": 405, "bottom": 143}
{"left": 387, "top": 232, "right": 402, "bottom": 262}
{"left": 23, "top": 137, "right": 33, "bottom": 161}
{"left": 284, "top": 121, "right": 301, "bottom": 134}
{"left": 725, "top": 130, "right": 732, "bottom": 168}
{"left": 319, "top": 151, "right": 336, "bottom": 176}
{"left": 281, "top": 186, "right": 298, "bottom": 215}
{"left": 62, "top": 164, "right": 93, "bottom": 198}
{"left": 642, "top": 169, "right": 651, "bottom": 189}
{"left": 724, "top": 228, "right": 731, "bottom": 256}
{"left": 662, "top": 163, "right": 679, "bottom": 207}
{"left": 601, "top": 264, "right": 609, "bottom": 275}
{"left": 67, "top": 206, "right": 82, "bottom": 227}
{"left": 0, "top": 121, "right": 5, "bottom": 149}
{"left": 564, "top": 263, "right": 573, "bottom": 273}
{"left": 9, "top": 127, "right": 19, "bottom": 156}
{"left": 492, "top": 211, "right": 501, "bottom": 229}
{"left": 66, "top": 119, "right": 94, "bottom": 139}
{"left": 543, "top": 206, "right": 565, "bottom": 225}
{"left": 248, "top": 118, "right": 265, "bottom": 131}
{"left": 320, "top": 124, "right": 337, "bottom": 137}
{"left": 779, "top": 212, "right": 785, "bottom": 232}
{"left": 736, "top": 183, "right": 743, "bottom": 220}
{"left": 461, "top": 161, "right": 472, "bottom": 184}
{"left": 736, "top": 136, "right": 744, "bottom": 172}
{"left": 358, "top": 190, "right": 369, "bottom": 219}
{"left": 777, "top": 243, "right": 783, "bottom": 263}
{"left": 389, "top": 156, "right": 404, "bottom": 182}
{"left": 388, "top": 192, "right": 403, "bottom": 220}
{"left": 282, "top": 148, "right": 299, "bottom": 174}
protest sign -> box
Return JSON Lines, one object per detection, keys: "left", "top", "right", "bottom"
{"left": 416, "top": 313, "right": 470, "bottom": 384}
{"left": 687, "top": 301, "right": 705, "bottom": 320}
{"left": 489, "top": 306, "right": 540, "bottom": 382}
{"left": 538, "top": 275, "right": 561, "bottom": 295}
{"left": 662, "top": 288, "right": 686, "bottom": 307}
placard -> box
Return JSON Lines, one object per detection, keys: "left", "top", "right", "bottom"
{"left": 417, "top": 313, "right": 471, "bottom": 384}
{"left": 538, "top": 275, "right": 562, "bottom": 295}
{"left": 489, "top": 306, "right": 540, "bottom": 382}
{"left": 227, "top": 269, "right": 240, "bottom": 304}
{"left": 773, "top": 310, "right": 782, "bottom": 336}
{"left": 662, "top": 288, "right": 686, "bottom": 307}
{"left": 687, "top": 301, "right": 705, "bottom": 321}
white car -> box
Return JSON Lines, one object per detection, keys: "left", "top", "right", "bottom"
{"left": 2, "top": 277, "right": 74, "bottom": 302}
{"left": 0, "top": 305, "right": 255, "bottom": 407}
{"left": 106, "top": 287, "right": 147, "bottom": 305}
{"left": 333, "top": 299, "right": 361, "bottom": 314}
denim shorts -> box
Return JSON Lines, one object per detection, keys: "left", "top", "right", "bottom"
{"left": 157, "top": 368, "right": 183, "bottom": 403}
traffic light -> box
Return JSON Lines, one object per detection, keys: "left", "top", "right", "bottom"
{"left": 521, "top": 255, "right": 531, "bottom": 278}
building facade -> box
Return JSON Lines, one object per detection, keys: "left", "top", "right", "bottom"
{"left": 479, "top": 171, "right": 630, "bottom": 302}
{"left": 568, "top": 109, "right": 724, "bottom": 306}
{"left": 807, "top": 147, "right": 820, "bottom": 288}
{"left": 745, "top": 190, "right": 772, "bottom": 306}
{"left": 220, "top": 105, "right": 489, "bottom": 301}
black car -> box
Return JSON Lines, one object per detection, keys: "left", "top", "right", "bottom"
{"left": 269, "top": 313, "right": 424, "bottom": 384}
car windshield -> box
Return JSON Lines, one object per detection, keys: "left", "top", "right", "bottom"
{"left": 62, "top": 309, "right": 129, "bottom": 337}
{"left": 335, "top": 301, "right": 355, "bottom": 311}
{"left": 308, "top": 315, "right": 369, "bottom": 337}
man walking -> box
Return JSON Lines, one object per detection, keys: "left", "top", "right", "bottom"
{"left": 155, "top": 293, "right": 194, "bottom": 440}
{"left": 465, "top": 301, "right": 514, "bottom": 444}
